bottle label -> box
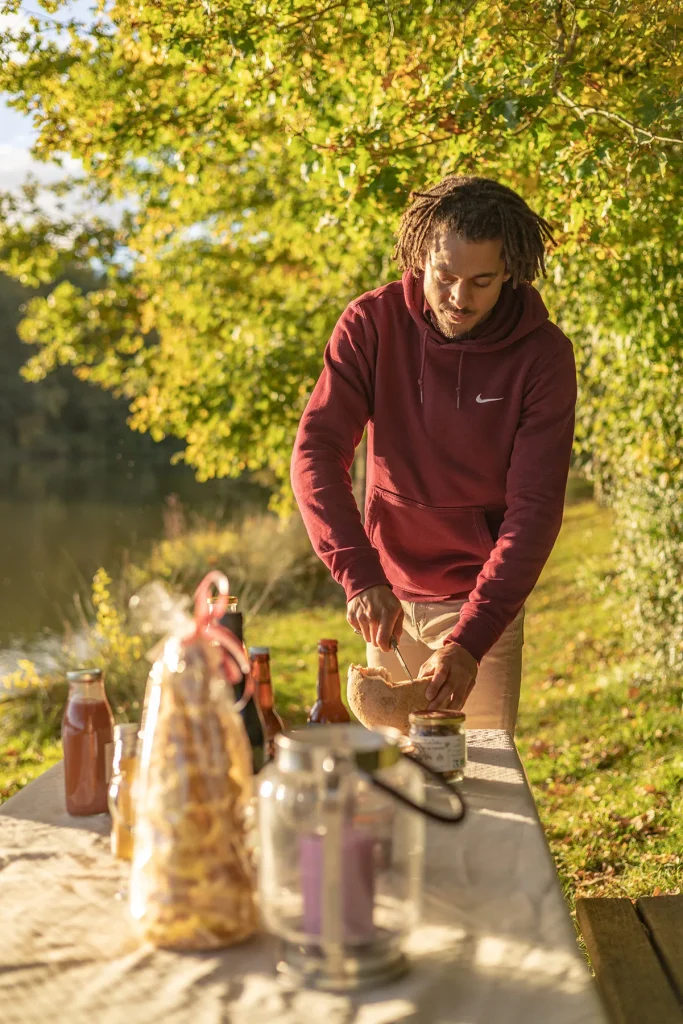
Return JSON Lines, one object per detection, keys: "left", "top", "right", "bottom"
{"left": 411, "top": 732, "right": 466, "bottom": 774}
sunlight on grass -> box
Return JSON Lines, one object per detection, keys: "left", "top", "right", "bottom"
{"left": 519, "top": 502, "right": 682, "bottom": 909}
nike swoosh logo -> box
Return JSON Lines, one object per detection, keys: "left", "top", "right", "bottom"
{"left": 476, "top": 394, "right": 504, "bottom": 404}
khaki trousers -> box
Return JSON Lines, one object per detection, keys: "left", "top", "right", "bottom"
{"left": 366, "top": 600, "right": 525, "bottom": 734}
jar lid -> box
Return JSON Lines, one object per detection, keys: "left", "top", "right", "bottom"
{"left": 409, "top": 709, "right": 466, "bottom": 725}
{"left": 275, "top": 723, "right": 402, "bottom": 773}
{"left": 66, "top": 668, "right": 103, "bottom": 683}
{"left": 249, "top": 646, "right": 270, "bottom": 656}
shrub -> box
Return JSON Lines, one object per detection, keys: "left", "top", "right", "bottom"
{"left": 125, "top": 511, "right": 340, "bottom": 616}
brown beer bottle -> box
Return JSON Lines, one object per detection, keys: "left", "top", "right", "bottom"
{"left": 249, "top": 647, "right": 285, "bottom": 762}
{"left": 308, "top": 639, "right": 350, "bottom": 724}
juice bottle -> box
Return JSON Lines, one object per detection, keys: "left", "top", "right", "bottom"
{"left": 62, "top": 668, "right": 115, "bottom": 815}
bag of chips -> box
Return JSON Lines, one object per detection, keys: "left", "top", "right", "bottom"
{"left": 129, "top": 571, "right": 259, "bottom": 949}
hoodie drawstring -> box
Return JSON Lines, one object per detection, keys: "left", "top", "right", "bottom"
{"left": 418, "top": 330, "right": 466, "bottom": 409}
{"left": 456, "top": 350, "right": 464, "bottom": 410}
{"left": 418, "top": 328, "right": 428, "bottom": 405}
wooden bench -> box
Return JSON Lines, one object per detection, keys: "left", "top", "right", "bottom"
{"left": 577, "top": 896, "right": 683, "bottom": 1024}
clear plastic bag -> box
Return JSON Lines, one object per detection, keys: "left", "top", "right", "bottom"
{"left": 129, "top": 571, "right": 259, "bottom": 949}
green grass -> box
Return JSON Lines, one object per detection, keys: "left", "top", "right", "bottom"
{"left": 2, "top": 499, "right": 681, "bottom": 910}
{"left": 0, "top": 731, "right": 62, "bottom": 801}
{"left": 518, "top": 502, "right": 682, "bottom": 908}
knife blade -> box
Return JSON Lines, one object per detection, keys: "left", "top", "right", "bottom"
{"left": 390, "top": 635, "right": 416, "bottom": 684}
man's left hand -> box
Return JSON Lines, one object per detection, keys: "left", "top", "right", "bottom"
{"left": 417, "top": 643, "right": 478, "bottom": 711}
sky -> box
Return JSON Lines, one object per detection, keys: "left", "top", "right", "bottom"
{"left": 0, "top": 2, "right": 95, "bottom": 194}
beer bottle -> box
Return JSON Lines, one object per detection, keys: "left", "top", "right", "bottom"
{"left": 308, "top": 638, "right": 350, "bottom": 724}
{"left": 249, "top": 647, "right": 285, "bottom": 762}
{"left": 219, "top": 597, "right": 267, "bottom": 773}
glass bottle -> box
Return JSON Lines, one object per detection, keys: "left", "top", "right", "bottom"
{"left": 219, "top": 597, "right": 267, "bottom": 773}
{"left": 249, "top": 647, "right": 285, "bottom": 762}
{"left": 62, "top": 668, "right": 115, "bottom": 816}
{"left": 308, "top": 639, "right": 350, "bottom": 724}
{"left": 108, "top": 723, "right": 140, "bottom": 860}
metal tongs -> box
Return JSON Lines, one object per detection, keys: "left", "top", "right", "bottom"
{"left": 390, "top": 635, "right": 415, "bottom": 683}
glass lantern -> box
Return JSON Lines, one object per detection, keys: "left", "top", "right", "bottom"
{"left": 258, "top": 724, "right": 466, "bottom": 992}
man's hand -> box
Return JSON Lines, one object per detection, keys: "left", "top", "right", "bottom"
{"left": 417, "top": 643, "right": 478, "bottom": 711}
{"left": 347, "top": 585, "right": 403, "bottom": 652}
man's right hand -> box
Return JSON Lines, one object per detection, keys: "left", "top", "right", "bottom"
{"left": 347, "top": 585, "right": 403, "bottom": 653}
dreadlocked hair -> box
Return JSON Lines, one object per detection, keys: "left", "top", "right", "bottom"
{"left": 393, "top": 175, "right": 556, "bottom": 287}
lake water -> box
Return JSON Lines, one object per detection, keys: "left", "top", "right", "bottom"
{"left": 0, "top": 456, "right": 267, "bottom": 672}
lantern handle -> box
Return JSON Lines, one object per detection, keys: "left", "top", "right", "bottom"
{"left": 364, "top": 752, "right": 467, "bottom": 824}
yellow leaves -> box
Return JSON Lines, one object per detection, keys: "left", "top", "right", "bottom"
{"left": 1, "top": 659, "right": 42, "bottom": 693}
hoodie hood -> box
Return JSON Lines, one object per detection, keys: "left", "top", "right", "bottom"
{"left": 403, "top": 270, "right": 550, "bottom": 405}
{"left": 403, "top": 270, "right": 549, "bottom": 351}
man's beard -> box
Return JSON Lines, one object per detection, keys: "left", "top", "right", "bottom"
{"left": 433, "top": 310, "right": 478, "bottom": 340}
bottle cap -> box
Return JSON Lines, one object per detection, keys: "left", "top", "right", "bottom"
{"left": 249, "top": 646, "right": 270, "bottom": 656}
{"left": 318, "top": 638, "right": 338, "bottom": 651}
{"left": 66, "top": 668, "right": 103, "bottom": 683}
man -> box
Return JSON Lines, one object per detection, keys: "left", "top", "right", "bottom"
{"left": 291, "top": 175, "right": 576, "bottom": 732}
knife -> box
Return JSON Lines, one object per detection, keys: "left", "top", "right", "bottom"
{"left": 390, "top": 635, "right": 416, "bottom": 683}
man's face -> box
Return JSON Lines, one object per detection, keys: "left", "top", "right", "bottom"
{"left": 422, "top": 230, "right": 511, "bottom": 339}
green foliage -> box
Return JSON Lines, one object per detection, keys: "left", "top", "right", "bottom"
{"left": 0, "top": 271, "right": 185, "bottom": 458}
{"left": 0, "top": 2, "right": 682, "bottom": 662}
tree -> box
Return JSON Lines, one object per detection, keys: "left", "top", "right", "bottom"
{"left": 1, "top": 1, "right": 682, "bottom": 664}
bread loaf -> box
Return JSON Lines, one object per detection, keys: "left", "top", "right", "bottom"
{"left": 347, "top": 664, "right": 430, "bottom": 734}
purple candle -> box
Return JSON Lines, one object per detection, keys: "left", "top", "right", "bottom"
{"left": 300, "top": 828, "right": 376, "bottom": 942}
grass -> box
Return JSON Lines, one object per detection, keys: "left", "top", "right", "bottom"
{"left": 2, "top": 499, "right": 681, "bottom": 911}
{"left": 518, "top": 502, "right": 682, "bottom": 908}
{"left": 0, "top": 731, "right": 63, "bottom": 801}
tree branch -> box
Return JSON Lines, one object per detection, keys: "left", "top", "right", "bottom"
{"left": 550, "top": 0, "right": 580, "bottom": 93}
{"left": 556, "top": 90, "right": 683, "bottom": 146}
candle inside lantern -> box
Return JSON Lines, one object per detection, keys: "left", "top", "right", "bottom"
{"left": 300, "top": 827, "right": 376, "bottom": 942}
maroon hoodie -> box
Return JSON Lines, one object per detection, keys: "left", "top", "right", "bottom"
{"left": 291, "top": 271, "right": 576, "bottom": 663}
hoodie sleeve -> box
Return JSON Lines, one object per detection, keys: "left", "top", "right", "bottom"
{"left": 446, "top": 334, "right": 577, "bottom": 663}
{"left": 291, "top": 302, "right": 390, "bottom": 601}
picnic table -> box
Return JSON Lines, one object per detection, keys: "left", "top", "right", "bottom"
{"left": 0, "top": 729, "right": 606, "bottom": 1024}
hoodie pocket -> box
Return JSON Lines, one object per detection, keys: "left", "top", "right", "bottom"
{"left": 365, "top": 486, "right": 494, "bottom": 596}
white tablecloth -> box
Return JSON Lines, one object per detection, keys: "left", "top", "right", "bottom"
{"left": 0, "top": 730, "right": 606, "bottom": 1023}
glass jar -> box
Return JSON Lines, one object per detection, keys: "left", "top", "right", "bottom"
{"left": 258, "top": 724, "right": 466, "bottom": 992}
{"left": 108, "top": 724, "right": 140, "bottom": 860}
{"left": 62, "top": 668, "right": 115, "bottom": 816}
{"left": 408, "top": 710, "right": 467, "bottom": 783}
